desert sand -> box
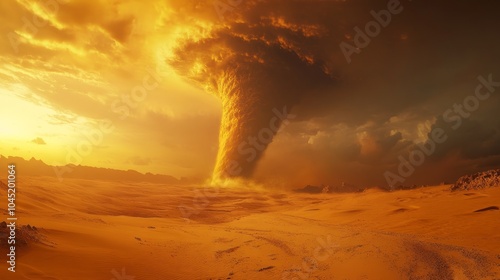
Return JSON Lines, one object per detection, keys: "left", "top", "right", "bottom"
{"left": 1, "top": 176, "right": 499, "bottom": 280}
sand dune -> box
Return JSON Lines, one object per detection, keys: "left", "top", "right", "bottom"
{"left": 1, "top": 177, "right": 499, "bottom": 279}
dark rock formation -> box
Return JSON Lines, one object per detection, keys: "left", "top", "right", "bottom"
{"left": 451, "top": 169, "right": 500, "bottom": 191}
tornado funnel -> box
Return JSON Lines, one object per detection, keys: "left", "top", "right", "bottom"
{"left": 169, "top": 9, "right": 333, "bottom": 182}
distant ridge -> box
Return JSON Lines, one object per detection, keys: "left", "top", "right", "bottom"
{"left": 0, "top": 155, "right": 189, "bottom": 184}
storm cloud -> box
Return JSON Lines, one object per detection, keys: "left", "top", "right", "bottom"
{"left": 168, "top": 0, "right": 500, "bottom": 185}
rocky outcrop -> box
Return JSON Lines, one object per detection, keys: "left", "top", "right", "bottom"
{"left": 451, "top": 169, "right": 500, "bottom": 191}
{"left": 0, "top": 222, "right": 42, "bottom": 248}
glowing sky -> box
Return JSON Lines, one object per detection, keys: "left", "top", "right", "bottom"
{"left": 1, "top": 0, "right": 500, "bottom": 187}
{"left": 0, "top": 0, "right": 224, "bottom": 179}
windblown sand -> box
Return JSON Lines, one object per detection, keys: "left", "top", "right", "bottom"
{"left": 0, "top": 177, "right": 499, "bottom": 279}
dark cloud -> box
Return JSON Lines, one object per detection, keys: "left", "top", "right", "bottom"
{"left": 55, "top": 0, "right": 135, "bottom": 43}
{"left": 169, "top": 0, "right": 500, "bottom": 184}
{"left": 103, "top": 16, "right": 135, "bottom": 43}
{"left": 428, "top": 117, "right": 500, "bottom": 161}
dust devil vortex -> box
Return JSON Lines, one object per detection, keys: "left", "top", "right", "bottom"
{"left": 169, "top": 1, "right": 336, "bottom": 182}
